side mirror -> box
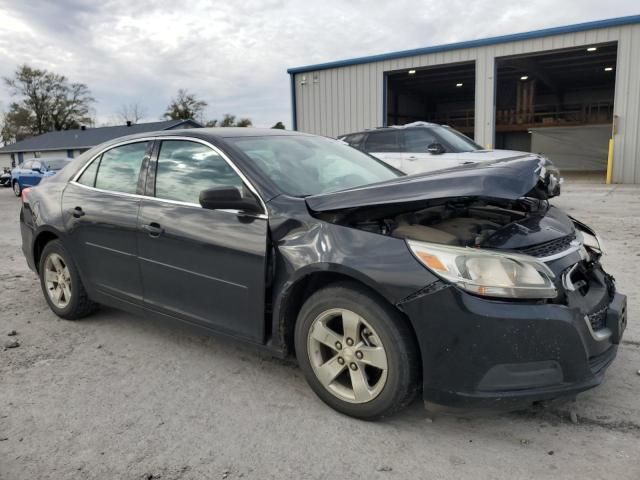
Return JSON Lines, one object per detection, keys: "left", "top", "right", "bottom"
{"left": 427, "top": 143, "right": 445, "bottom": 155}
{"left": 32, "top": 166, "right": 42, "bottom": 172}
{"left": 199, "top": 186, "right": 262, "bottom": 214}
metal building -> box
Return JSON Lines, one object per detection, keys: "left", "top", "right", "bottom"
{"left": 287, "top": 15, "right": 640, "bottom": 183}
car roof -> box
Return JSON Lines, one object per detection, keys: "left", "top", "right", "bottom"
{"left": 106, "top": 127, "right": 307, "bottom": 142}
{"left": 22, "top": 157, "right": 69, "bottom": 163}
{"left": 340, "top": 122, "right": 443, "bottom": 138}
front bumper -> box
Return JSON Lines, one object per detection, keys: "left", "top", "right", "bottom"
{"left": 399, "top": 262, "right": 626, "bottom": 411}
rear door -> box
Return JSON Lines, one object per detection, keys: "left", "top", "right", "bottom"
{"left": 62, "top": 141, "right": 151, "bottom": 303}
{"left": 137, "top": 139, "right": 268, "bottom": 342}
{"left": 362, "top": 131, "right": 402, "bottom": 169}
{"left": 399, "top": 129, "right": 461, "bottom": 174}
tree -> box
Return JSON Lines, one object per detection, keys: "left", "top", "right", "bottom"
{"left": 220, "top": 114, "right": 236, "bottom": 127}
{"left": 271, "top": 121, "right": 285, "bottom": 129}
{"left": 2, "top": 64, "right": 94, "bottom": 142}
{"left": 1, "top": 106, "right": 33, "bottom": 143}
{"left": 164, "top": 89, "right": 207, "bottom": 121}
{"left": 211, "top": 114, "right": 252, "bottom": 128}
{"left": 117, "top": 102, "right": 146, "bottom": 124}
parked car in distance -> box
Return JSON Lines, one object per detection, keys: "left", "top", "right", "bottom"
{"left": 19, "top": 128, "right": 624, "bottom": 419}
{"left": 0, "top": 167, "right": 11, "bottom": 187}
{"left": 12, "top": 157, "right": 72, "bottom": 196}
{"left": 339, "top": 122, "right": 559, "bottom": 178}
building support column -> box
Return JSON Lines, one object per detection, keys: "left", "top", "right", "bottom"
{"left": 474, "top": 51, "right": 496, "bottom": 149}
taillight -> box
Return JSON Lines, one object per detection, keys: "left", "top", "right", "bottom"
{"left": 21, "top": 187, "right": 31, "bottom": 203}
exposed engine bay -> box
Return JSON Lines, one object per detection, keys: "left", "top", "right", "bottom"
{"left": 315, "top": 197, "right": 559, "bottom": 250}
{"left": 390, "top": 202, "right": 529, "bottom": 247}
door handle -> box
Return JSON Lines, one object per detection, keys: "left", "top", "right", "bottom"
{"left": 143, "top": 222, "right": 164, "bottom": 237}
{"left": 72, "top": 206, "right": 85, "bottom": 218}
{"left": 407, "top": 156, "right": 418, "bottom": 161}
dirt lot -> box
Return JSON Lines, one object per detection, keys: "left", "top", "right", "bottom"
{"left": 1, "top": 183, "right": 639, "bottom": 479}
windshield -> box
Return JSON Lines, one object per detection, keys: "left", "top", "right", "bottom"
{"left": 227, "top": 135, "right": 402, "bottom": 196}
{"left": 42, "top": 159, "right": 69, "bottom": 170}
{"left": 430, "top": 126, "right": 482, "bottom": 153}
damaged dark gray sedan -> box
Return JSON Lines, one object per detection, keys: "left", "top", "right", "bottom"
{"left": 19, "top": 128, "right": 626, "bottom": 419}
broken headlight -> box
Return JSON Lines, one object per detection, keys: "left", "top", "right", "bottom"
{"left": 573, "top": 219, "right": 606, "bottom": 255}
{"left": 407, "top": 240, "right": 557, "bottom": 299}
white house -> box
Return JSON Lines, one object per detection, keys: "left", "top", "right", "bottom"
{"left": 0, "top": 119, "right": 201, "bottom": 168}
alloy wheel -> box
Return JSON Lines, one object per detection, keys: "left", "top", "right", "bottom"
{"left": 307, "top": 308, "right": 388, "bottom": 404}
{"left": 43, "top": 253, "right": 72, "bottom": 309}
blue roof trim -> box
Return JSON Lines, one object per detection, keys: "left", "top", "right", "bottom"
{"left": 287, "top": 14, "right": 640, "bottom": 74}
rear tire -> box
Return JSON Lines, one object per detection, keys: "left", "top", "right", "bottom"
{"left": 13, "top": 181, "right": 21, "bottom": 196}
{"left": 294, "top": 282, "right": 419, "bottom": 420}
{"left": 39, "top": 240, "right": 98, "bottom": 320}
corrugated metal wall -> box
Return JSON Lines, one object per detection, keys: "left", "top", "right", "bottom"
{"left": 292, "top": 23, "right": 640, "bottom": 183}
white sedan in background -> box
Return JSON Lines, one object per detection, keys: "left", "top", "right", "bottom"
{"left": 339, "top": 122, "right": 536, "bottom": 175}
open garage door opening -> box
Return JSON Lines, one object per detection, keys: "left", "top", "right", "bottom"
{"left": 386, "top": 62, "right": 475, "bottom": 138}
{"left": 495, "top": 43, "right": 617, "bottom": 182}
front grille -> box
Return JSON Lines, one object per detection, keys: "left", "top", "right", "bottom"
{"left": 518, "top": 233, "right": 576, "bottom": 258}
{"left": 588, "top": 306, "right": 608, "bottom": 331}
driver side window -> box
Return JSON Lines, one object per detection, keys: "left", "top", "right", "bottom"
{"left": 154, "top": 140, "right": 244, "bottom": 205}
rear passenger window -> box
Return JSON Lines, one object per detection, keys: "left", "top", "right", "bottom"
{"left": 364, "top": 131, "right": 399, "bottom": 153}
{"left": 154, "top": 140, "right": 243, "bottom": 205}
{"left": 94, "top": 142, "right": 148, "bottom": 194}
{"left": 344, "top": 133, "right": 366, "bottom": 149}
{"left": 76, "top": 157, "right": 100, "bottom": 187}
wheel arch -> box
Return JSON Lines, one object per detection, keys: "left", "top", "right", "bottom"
{"left": 33, "top": 227, "right": 63, "bottom": 273}
{"left": 275, "top": 265, "right": 421, "bottom": 363}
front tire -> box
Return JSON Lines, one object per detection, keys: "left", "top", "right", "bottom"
{"left": 295, "top": 282, "right": 419, "bottom": 420}
{"left": 39, "top": 240, "right": 97, "bottom": 319}
{"left": 13, "top": 180, "right": 21, "bottom": 196}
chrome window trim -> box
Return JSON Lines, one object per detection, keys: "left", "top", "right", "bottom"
{"left": 69, "top": 182, "right": 267, "bottom": 220}
{"left": 69, "top": 136, "right": 268, "bottom": 218}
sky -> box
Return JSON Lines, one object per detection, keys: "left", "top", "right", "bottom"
{"left": 0, "top": 0, "right": 637, "bottom": 129}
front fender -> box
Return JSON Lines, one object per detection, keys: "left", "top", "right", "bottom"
{"left": 266, "top": 195, "right": 438, "bottom": 352}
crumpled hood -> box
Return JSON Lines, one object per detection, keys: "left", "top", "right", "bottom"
{"left": 455, "top": 149, "right": 533, "bottom": 163}
{"left": 306, "top": 155, "right": 560, "bottom": 212}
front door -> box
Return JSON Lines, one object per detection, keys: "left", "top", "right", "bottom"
{"left": 17, "top": 161, "right": 36, "bottom": 186}
{"left": 137, "top": 139, "right": 268, "bottom": 342}
{"left": 61, "top": 141, "right": 151, "bottom": 303}
{"left": 399, "top": 129, "right": 461, "bottom": 174}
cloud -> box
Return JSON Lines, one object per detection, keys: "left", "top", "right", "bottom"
{"left": 0, "top": 0, "right": 637, "bottom": 128}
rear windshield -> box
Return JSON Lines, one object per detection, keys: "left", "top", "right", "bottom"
{"left": 227, "top": 135, "right": 401, "bottom": 196}
{"left": 42, "top": 159, "right": 69, "bottom": 170}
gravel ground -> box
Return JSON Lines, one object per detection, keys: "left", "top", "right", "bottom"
{"left": 0, "top": 183, "right": 639, "bottom": 480}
